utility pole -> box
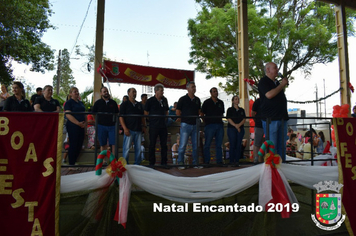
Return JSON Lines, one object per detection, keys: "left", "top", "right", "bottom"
{"left": 315, "top": 84, "right": 319, "bottom": 118}
{"left": 324, "top": 79, "right": 327, "bottom": 117}
{"left": 93, "top": 0, "right": 105, "bottom": 103}
{"left": 56, "top": 50, "right": 62, "bottom": 95}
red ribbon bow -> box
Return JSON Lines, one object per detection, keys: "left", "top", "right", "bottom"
{"left": 348, "top": 82, "right": 354, "bottom": 93}
{"left": 265, "top": 153, "right": 280, "bottom": 168}
{"left": 243, "top": 78, "right": 255, "bottom": 86}
{"left": 110, "top": 161, "right": 127, "bottom": 178}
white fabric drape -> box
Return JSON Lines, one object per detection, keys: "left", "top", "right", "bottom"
{"left": 60, "top": 164, "right": 338, "bottom": 203}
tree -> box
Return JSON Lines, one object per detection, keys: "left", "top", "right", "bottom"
{"left": 75, "top": 44, "right": 110, "bottom": 73}
{"left": 53, "top": 49, "right": 76, "bottom": 94}
{"left": 52, "top": 86, "right": 93, "bottom": 111}
{"left": 0, "top": 0, "right": 55, "bottom": 85}
{"left": 188, "top": 0, "right": 356, "bottom": 95}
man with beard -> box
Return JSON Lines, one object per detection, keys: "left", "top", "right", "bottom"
{"left": 92, "top": 87, "right": 119, "bottom": 153}
{"left": 201, "top": 87, "right": 225, "bottom": 165}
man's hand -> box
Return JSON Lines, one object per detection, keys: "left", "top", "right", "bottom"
{"left": 124, "top": 128, "right": 130, "bottom": 136}
{"left": 281, "top": 77, "right": 288, "bottom": 87}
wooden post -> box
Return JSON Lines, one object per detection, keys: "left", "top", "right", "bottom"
{"left": 335, "top": 3, "right": 351, "bottom": 112}
{"left": 93, "top": 0, "right": 105, "bottom": 103}
{"left": 237, "top": 0, "right": 249, "bottom": 112}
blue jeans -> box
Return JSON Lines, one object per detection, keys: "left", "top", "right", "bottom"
{"left": 262, "top": 120, "right": 287, "bottom": 162}
{"left": 204, "top": 123, "right": 224, "bottom": 164}
{"left": 122, "top": 130, "right": 142, "bottom": 165}
{"left": 97, "top": 124, "right": 115, "bottom": 146}
{"left": 178, "top": 122, "right": 198, "bottom": 165}
{"left": 227, "top": 127, "right": 245, "bottom": 164}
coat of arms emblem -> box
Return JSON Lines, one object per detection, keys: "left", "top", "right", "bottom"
{"left": 311, "top": 181, "right": 346, "bottom": 230}
{"left": 111, "top": 63, "right": 120, "bottom": 76}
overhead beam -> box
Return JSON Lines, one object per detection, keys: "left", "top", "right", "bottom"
{"left": 319, "top": 0, "right": 356, "bottom": 10}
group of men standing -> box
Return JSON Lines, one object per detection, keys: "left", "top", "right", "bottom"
{"left": 91, "top": 82, "right": 225, "bottom": 168}
{"left": 92, "top": 61, "right": 289, "bottom": 167}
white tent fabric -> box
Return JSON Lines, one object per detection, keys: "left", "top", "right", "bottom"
{"left": 60, "top": 164, "right": 338, "bottom": 203}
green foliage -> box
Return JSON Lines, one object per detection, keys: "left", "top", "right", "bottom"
{"left": 80, "top": 86, "right": 94, "bottom": 110}
{"left": 111, "top": 96, "right": 121, "bottom": 105}
{"left": 53, "top": 49, "right": 76, "bottom": 94}
{"left": 188, "top": 0, "right": 355, "bottom": 95}
{"left": 53, "top": 86, "right": 93, "bottom": 111}
{"left": 0, "top": 0, "right": 55, "bottom": 85}
{"left": 75, "top": 44, "right": 110, "bottom": 73}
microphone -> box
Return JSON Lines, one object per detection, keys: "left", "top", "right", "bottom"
{"left": 278, "top": 72, "right": 289, "bottom": 86}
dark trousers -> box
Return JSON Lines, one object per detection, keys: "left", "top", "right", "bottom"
{"left": 227, "top": 127, "right": 245, "bottom": 164}
{"left": 149, "top": 127, "right": 168, "bottom": 165}
{"left": 66, "top": 121, "right": 85, "bottom": 165}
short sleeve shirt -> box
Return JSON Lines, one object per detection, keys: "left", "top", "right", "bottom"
{"left": 227, "top": 106, "right": 246, "bottom": 129}
{"left": 258, "top": 75, "right": 288, "bottom": 121}
{"left": 92, "top": 98, "right": 119, "bottom": 126}
{"left": 201, "top": 98, "right": 224, "bottom": 125}
{"left": 144, "top": 96, "right": 169, "bottom": 129}
{"left": 34, "top": 96, "right": 60, "bottom": 112}
{"left": 176, "top": 94, "right": 201, "bottom": 125}
{"left": 64, "top": 99, "right": 86, "bottom": 123}
{"left": 4, "top": 95, "right": 32, "bottom": 112}
{"left": 120, "top": 100, "right": 144, "bottom": 131}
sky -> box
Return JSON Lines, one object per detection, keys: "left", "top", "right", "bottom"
{"left": 11, "top": 0, "right": 356, "bottom": 116}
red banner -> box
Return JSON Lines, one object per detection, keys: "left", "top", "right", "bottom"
{"left": 102, "top": 60, "right": 194, "bottom": 89}
{"left": 333, "top": 118, "right": 356, "bottom": 235}
{"left": 0, "top": 113, "right": 62, "bottom": 236}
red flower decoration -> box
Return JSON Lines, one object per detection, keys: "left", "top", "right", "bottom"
{"left": 348, "top": 82, "right": 354, "bottom": 93}
{"left": 243, "top": 78, "right": 255, "bottom": 86}
{"left": 110, "top": 161, "right": 127, "bottom": 178}
{"left": 265, "top": 153, "right": 280, "bottom": 168}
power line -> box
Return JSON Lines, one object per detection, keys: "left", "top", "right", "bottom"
{"left": 69, "top": 0, "right": 93, "bottom": 57}
{"left": 287, "top": 88, "right": 342, "bottom": 104}
{"left": 53, "top": 23, "right": 188, "bottom": 38}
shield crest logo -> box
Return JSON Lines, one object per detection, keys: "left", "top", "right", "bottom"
{"left": 316, "top": 193, "right": 342, "bottom": 225}
{"left": 311, "top": 181, "right": 346, "bottom": 231}
{"left": 111, "top": 63, "right": 120, "bottom": 76}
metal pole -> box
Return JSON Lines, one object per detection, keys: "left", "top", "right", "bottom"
{"left": 94, "top": 113, "right": 98, "bottom": 166}
{"left": 115, "top": 114, "right": 119, "bottom": 160}
{"left": 310, "top": 124, "right": 314, "bottom": 166}
{"left": 324, "top": 79, "right": 327, "bottom": 117}
{"left": 56, "top": 50, "right": 61, "bottom": 95}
